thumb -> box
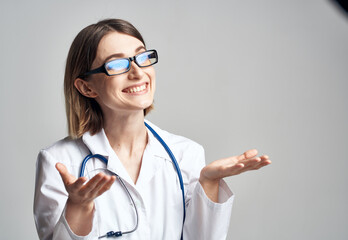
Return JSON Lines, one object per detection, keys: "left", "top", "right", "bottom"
{"left": 56, "top": 162, "right": 76, "bottom": 185}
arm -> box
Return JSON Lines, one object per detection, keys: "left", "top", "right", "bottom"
{"left": 55, "top": 163, "right": 115, "bottom": 236}
{"left": 34, "top": 150, "right": 115, "bottom": 240}
{"left": 34, "top": 150, "right": 67, "bottom": 240}
{"left": 183, "top": 147, "right": 271, "bottom": 240}
{"left": 182, "top": 145, "right": 234, "bottom": 240}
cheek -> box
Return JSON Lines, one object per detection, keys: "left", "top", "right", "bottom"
{"left": 91, "top": 76, "right": 123, "bottom": 97}
{"left": 148, "top": 69, "right": 156, "bottom": 91}
{"left": 88, "top": 76, "right": 108, "bottom": 95}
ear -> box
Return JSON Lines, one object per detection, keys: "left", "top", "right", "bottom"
{"left": 74, "top": 78, "right": 98, "bottom": 98}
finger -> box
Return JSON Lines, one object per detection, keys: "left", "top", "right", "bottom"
{"left": 80, "top": 173, "right": 105, "bottom": 195}
{"left": 226, "top": 156, "right": 261, "bottom": 173}
{"left": 259, "top": 155, "right": 271, "bottom": 166}
{"left": 223, "top": 163, "right": 246, "bottom": 177}
{"left": 251, "top": 161, "right": 271, "bottom": 171}
{"left": 246, "top": 158, "right": 272, "bottom": 171}
{"left": 74, "top": 177, "right": 88, "bottom": 189}
{"left": 239, "top": 157, "right": 261, "bottom": 166}
{"left": 56, "top": 163, "right": 76, "bottom": 185}
{"left": 233, "top": 157, "right": 261, "bottom": 172}
{"left": 257, "top": 160, "right": 271, "bottom": 168}
{"left": 260, "top": 155, "right": 269, "bottom": 160}
{"left": 89, "top": 175, "right": 112, "bottom": 196}
{"left": 236, "top": 149, "right": 258, "bottom": 161}
{"left": 264, "top": 159, "right": 272, "bottom": 165}
{"left": 230, "top": 157, "right": 272, "bottom": 176}
{"left": 236, "top": 163, "right": 244, "bottom": 168}
{"left": 97, "top": 176, "right": 116, "bottom": 195}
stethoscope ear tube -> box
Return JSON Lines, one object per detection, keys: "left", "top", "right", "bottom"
{"left": 144, "top": 122, "right": 186, "bottom": 225}
{"left": 79, "top": 154, "right": 108, "bottom": 178}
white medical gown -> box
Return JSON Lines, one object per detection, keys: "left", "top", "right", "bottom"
{"left": 34, "top": 120, "right": 234, "bottom": 240}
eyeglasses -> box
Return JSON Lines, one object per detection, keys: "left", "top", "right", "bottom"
{"left": 80, "top": 49, "right": 158, "bottom": 78}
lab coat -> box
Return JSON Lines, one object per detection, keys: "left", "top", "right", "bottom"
{"left": 34, "top": 120, "right": 234, "bottom": 240}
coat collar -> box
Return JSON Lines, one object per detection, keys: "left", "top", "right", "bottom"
{"left": 143, "top": 120, "right": 171, "bottom": 161}
{"left": 81, "top": 120, "right": 171, "bottom": 188}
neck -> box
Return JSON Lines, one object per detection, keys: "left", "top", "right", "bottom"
{"left": 103, "top": 111, "right": 148, "bottom": 155}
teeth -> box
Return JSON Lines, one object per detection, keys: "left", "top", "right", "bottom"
{"left": 126, "top": 84, "right": 147, "bottom": 93}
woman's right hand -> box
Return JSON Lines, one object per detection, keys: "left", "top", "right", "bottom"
{"left": 56, "top": 162, "right": 116, "bottom": 236}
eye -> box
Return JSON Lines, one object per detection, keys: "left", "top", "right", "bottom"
{"left": 136, "top": 52, "right": 150, "bottom": 65}
{"left": 136, "top": 51, "right": 157, "bottom": 67}
{"left": 105, "top": 59, "right": 129, "bottom": 75}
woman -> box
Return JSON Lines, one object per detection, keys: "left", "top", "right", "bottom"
{"left": 34, "top": 19, "right": 271, "bottom": 240}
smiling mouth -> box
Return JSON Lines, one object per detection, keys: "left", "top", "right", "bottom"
{"left": 122, "top": 83, "right": 148, "bottom": 94}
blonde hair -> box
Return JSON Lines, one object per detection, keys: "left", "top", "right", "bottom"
{"left": 64, "top": 19, "right": 153, "bottom": 138}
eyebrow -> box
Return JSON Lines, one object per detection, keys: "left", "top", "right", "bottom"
{"left": 103, "top": 46, "right": 146, "bottom": 63}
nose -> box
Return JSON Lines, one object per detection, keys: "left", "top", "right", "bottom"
{"left": 127, "top": 61, "right": 144, "bottom": 80}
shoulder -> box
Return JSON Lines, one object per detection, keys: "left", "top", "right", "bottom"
{"left": 37, "top": 136, "right": 87, "bottom": 166}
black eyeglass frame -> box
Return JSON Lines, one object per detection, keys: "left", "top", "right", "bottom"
{"left": 79, "top": 49, "right": 158, "bottom": 79}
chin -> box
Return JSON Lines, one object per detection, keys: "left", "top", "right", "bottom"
{"left": 141, "top": 100, "right": 154, "bottom": 110}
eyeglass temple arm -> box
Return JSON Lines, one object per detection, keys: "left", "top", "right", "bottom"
{"left": 83, "top": 65, "right": 107, "bottom": 77}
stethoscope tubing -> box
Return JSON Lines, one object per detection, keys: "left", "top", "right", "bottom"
{"left": 144, "top": 122, "right": 186, "bottom": 223}
{"left": 80, "top": 154, "right": 139, "bottom": 238}
{"left": 79, "top": 122, "right": 185, "bottom": 239}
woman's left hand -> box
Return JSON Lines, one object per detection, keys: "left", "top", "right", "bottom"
{"left": 199, "top": 149, "right": 271, "bottom": 202}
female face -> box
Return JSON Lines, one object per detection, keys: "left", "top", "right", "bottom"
{"left": 81, "top": 31, "right": 156, "bottom": 116}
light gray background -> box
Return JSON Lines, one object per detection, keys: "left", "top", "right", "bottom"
{"left": 0, "top": 0, "right": 347, "bottom": 239}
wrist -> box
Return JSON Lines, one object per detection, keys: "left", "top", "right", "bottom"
{"left": 66, "top": 198, "right": 94, "bottom": 224}
{"left": 66, "top": 198, "right": 94, "bottom": 212}
{"left": 65, "top": 199, "right": 94, "bottom": 236}
{"left": 199, "top": 167, "right": 220, "bottom": 186}
{"left": 199, "top": 174, "right": 220, "bottom": 203}
{"left": 199, "top": 175, "right": 220, "bottom": 190}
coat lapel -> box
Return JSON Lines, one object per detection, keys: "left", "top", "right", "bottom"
{"left": 135, "top": 125, "right": 171, "bottom": 188}
{"left": 81, "top": 122, "right": 171, "bottom": 189}
{"left": 82, "top": 129, "right": 135, "bottom": 187}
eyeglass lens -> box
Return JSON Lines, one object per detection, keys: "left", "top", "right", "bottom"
{"left": 105, "top": 50, "right": 157, "bottom": 75}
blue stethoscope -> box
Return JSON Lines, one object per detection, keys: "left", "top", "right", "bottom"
{"left": 79, "top": 122, "right": 185, "bottom": 239}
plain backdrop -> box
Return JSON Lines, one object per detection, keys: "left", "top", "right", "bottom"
{"left": 0, "top": 0, "right": 347, "bottom": 239}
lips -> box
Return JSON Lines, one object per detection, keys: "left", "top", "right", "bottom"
{"left": 122, "top": 82, "right": 148, "bottom": 94}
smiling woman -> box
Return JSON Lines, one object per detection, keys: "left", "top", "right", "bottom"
{"left": 74, "top": 32, "right": 156, "bottom": 130}
{"left": 63, "top": 19, "right": 155, "bottom": 138}
{"left": 33, "top": 18, "right": 270, "bottom": 240}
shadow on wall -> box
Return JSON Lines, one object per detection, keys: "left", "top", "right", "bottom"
{"left": 331, "top": 0, "right": 348, "bottom": 17}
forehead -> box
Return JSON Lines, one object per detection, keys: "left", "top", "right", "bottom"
{"left": 94, "top": 31, "right": 145, "bottom": 65}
